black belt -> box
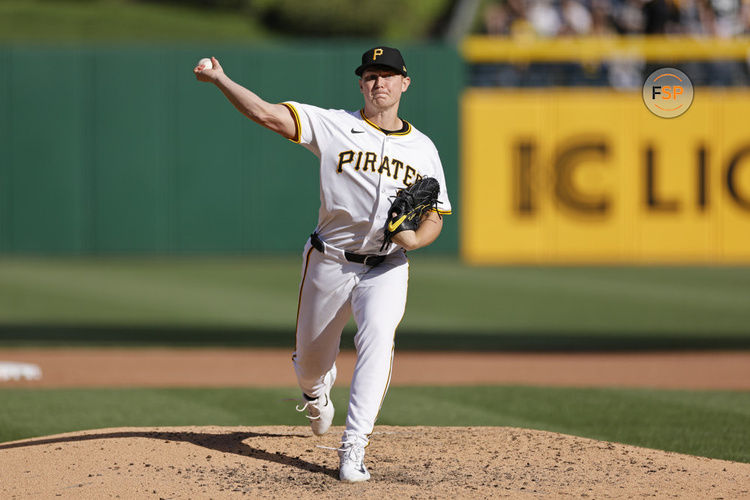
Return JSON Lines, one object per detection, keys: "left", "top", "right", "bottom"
{"left": 310, "top": 233, "right": 386, "bottom": 267}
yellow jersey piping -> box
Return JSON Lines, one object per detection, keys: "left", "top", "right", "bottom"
{"left": 373, "top": 343, "right": 395, "bottom": 425}
{"left": 294, "top": 246, "right": 315, "bottom": 336}
{"left": 282, "top": 102, "right": 302, "bottom": 143}
{"left": 359, "top": 109, "right": 412, "bottom": 136}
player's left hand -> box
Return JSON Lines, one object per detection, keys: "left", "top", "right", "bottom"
{"left": 380, "top": 176, "right": 441, "bottom": 252}
{"left": 194, "top": 57, "right": 223, "bottom": 83}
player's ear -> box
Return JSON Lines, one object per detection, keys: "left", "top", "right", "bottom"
{"left": 359, "top": 78, "right": 364, "bottom": 94}
{"left": 401, "top": 76, "right": 411, "bottom": 93}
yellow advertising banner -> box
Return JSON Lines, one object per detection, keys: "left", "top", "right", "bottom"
{"left": 461, "top": 89, "right": 750, "bottom": 263}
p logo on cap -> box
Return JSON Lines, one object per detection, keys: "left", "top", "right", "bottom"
{"left": 355, "top": 46, "right": 408, "bottom": 77}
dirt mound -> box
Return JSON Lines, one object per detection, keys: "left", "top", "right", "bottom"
{"left": 1, "top": 426, "right": 748, "bottom": 499}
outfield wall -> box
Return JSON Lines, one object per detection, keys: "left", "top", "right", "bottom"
{"left": 0, "top": 44, "right": 461, "bottom": 254}
{"left": 4, "top": 40, "right": 750, "bottom": 262}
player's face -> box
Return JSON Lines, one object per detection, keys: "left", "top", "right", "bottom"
{"left": 359, "top": 68, "right": 411, "bottom": 111}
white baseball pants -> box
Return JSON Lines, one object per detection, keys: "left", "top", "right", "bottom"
{"left": 292, "top": 237, "right": 408, "bottom": 438}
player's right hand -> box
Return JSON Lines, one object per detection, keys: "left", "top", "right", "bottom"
{"left": 194, "top": 57, "right": 223, "bottom": 83}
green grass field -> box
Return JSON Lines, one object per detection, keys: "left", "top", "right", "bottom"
{"left": 1, "top": 386, "right": 748, "bottom": 463}
{"left": 1, "top": 257, "right": 748, "bottom": 465}
{"left": 0, "top": 256, "right": 749, "bottom": 350}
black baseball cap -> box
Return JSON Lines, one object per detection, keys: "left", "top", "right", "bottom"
{"left": 355, "top": 47, "right": 408, "bottom": 77}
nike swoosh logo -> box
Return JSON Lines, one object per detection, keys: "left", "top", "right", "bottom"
{"left": 351, "top": 128, "right": 364, "bottom": 134}
{"left": 388, "top": 215, "right": 407, "bottom": 232}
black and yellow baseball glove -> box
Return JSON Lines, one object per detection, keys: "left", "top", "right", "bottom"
{"left": 381, "top": 176, "right": 441, "bottom": 251}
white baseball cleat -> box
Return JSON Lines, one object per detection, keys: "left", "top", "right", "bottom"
{"left": 338, "top": 431, "right": 370, "bottom": 482}
{"left": 297, "top": 364, "right": 336, "bottom": 436}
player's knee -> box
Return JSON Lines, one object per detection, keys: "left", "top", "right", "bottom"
{"left": 353, "top": 327, "right": 396, "bottom": 353}
{"left": 293, "top": 352, "right": 331, "bottom": 378}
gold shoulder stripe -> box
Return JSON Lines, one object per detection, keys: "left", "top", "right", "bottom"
{"left": 282, "top": 103, "right": 302, "bottom": 143}
{"left": 433, "top": 209, "right": 452, "bottom": 215}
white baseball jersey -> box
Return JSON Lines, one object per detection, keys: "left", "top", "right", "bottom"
{"left": 283, "top": 100, "right": 452, "bottom": 446}
{"left": 282, "top": 102, "right": 452, "bottom": 255}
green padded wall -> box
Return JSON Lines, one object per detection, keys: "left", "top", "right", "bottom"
{"left": 0, "top": 43, "right": 462, "bottom": 254}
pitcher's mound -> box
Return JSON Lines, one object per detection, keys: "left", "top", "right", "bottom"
{"left": 1, "top": 426, "right": 748, "bottom": 498}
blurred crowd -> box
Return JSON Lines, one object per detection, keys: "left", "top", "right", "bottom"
{"left": 481, "top": 0, "right": 750, "bottom": 37}
{"left": 473, "top": 0, "right": 750, "bottom": 87}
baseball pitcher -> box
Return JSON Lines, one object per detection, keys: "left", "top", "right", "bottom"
{"left": 195, "top": 46, "right": 452, "bottom": 482}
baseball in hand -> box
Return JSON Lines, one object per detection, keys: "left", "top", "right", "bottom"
{"left": 197, "top": 57, "right": 213, "bottom": 70}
